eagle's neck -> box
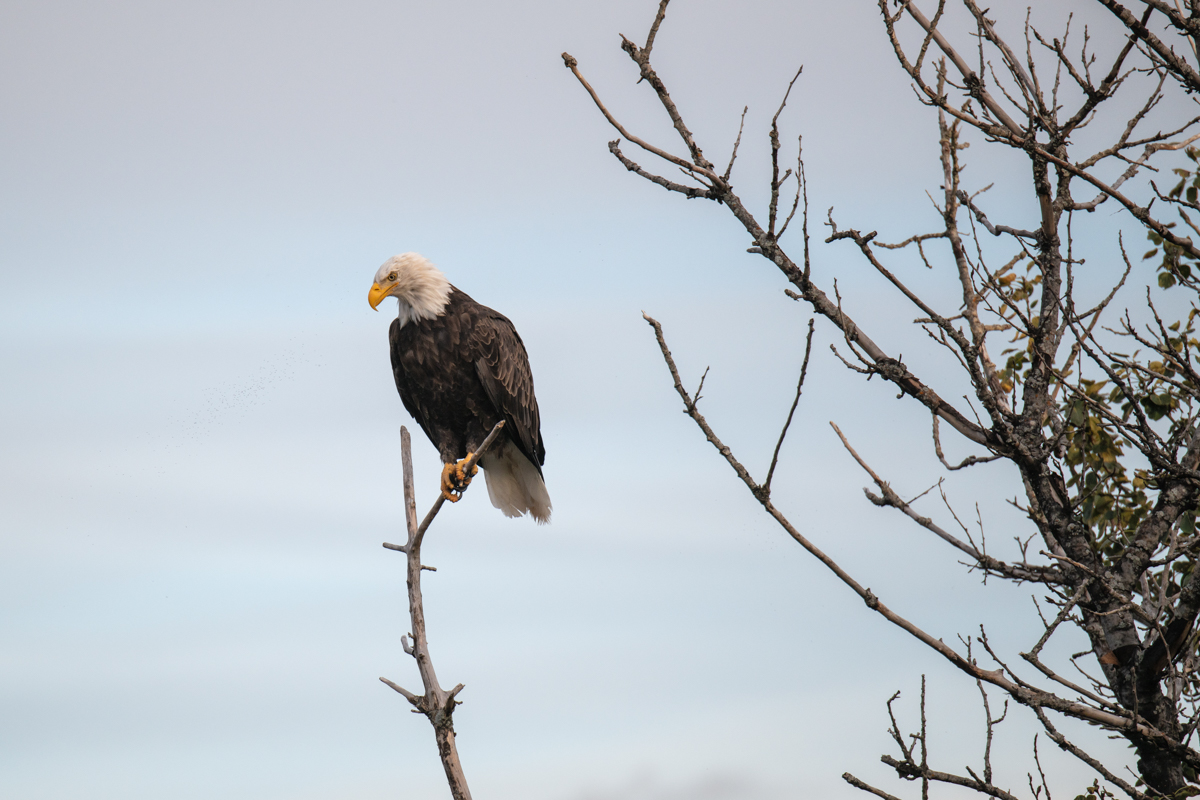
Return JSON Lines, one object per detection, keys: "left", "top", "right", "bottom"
{"left": 395, "top": 270, "right": 452, "bottom": 327}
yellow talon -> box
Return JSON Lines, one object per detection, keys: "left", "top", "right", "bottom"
{"left": 440, "top": 455, "right": 479, "bottom": 503}
{"left": 456, "top": 452, "right": 479, "bottom": 483}
{"left": 440, "top": 463, "right": 462, "bottom": 503}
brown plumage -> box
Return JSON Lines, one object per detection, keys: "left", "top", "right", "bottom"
{"left": 388, "top": 289, "right": 545, "bottom": 472}
{"left": 369, "top": 253, "right": 550, "bottom": 522}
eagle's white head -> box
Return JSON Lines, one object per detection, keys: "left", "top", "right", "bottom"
{"left": 367, "top": 252, "right": 453, "bottom": 327}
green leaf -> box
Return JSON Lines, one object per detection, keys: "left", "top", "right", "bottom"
{"left": 1070, "top": 403, "right": 1087, "bottom": 426}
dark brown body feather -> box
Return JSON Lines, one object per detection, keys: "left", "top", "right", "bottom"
{"left": 388, "top": 288, "right": 545, "bottom": 472}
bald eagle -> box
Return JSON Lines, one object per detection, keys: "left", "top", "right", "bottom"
{"left": 368, "top": 253, "right": 551, "bottom": 523}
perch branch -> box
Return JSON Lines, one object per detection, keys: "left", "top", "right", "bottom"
{"left": 376, "top": 424, "right": 502, "bottom": 800}
{"left": 416, "top": 421, "right": 506, "bottom": 538}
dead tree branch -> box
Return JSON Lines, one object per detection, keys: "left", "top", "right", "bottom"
{"left": 377, "top": 422, "right": 504, "bottom": 800}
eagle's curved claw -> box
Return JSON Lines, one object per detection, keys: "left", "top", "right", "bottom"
{"left": 440, "top": 455, "right": 479, "bottom": 503}
{"left": 456, "top": 453, "right": 479, "bottom": 483}
{"left": 440, "top": 463, "right": 462, "bottom": 502}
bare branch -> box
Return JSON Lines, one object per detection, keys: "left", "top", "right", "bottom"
{"left": 377, "top": 426, "right": 505, "bottom": 800}
{"left": 879, "top": 754, "right": 1021, "bottom": 800}
{"left": 723, "top": 106, "right": 748, "bottom": 183}
{"left": 560, "top": 52, "right": 720, "bottom": 184}
{"left": 835, "top": 422, "right": 1058, "bottom": 584}
{"left": 608, "top": 140, "right": 712, "bottom": 199}
{"left": 414, "top": 421, "right": 506, "bottom": 539}
{"left": 958, "top": 190, "right": 1040, "bottom": 241}
{"left": 897, "top": 0, "right": 1025, "bottom": 136}
{"left": 1033, "top": 706, "right": 1149, "bottom": 800}
{"left": 641, "top": 0, "right": 669, "bottom": 58}
{"left": 619, "top": 6, "right": 714, "bottom": 172}
{"left": 764, "top": 318, "right": 815, "bottom": 495}
{"left": 875, "top": 232, "right": 948, "bottom": 250}
{"left": 768, "top": 67, "right": 804, "bottom": 239}
{"left": 844, "top": 773, "right": 906, "bottom": 800}
{"left": 379, "top": 676, "right": 420, "bottom": 706}
{"left": 1096, "top": 0, "right": 1200, "bottom": 92}
{"left": 933, "top": 414, "right": 1003, "bottom": 471}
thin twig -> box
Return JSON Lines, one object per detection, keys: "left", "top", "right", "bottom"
{"left": 560, "top": 53, "right": 720, "bottom": 184}
{"left": 844, "top": 773, "right": 906, "bottom": 800}
{"left": 764, "top": 319, "right": 815, "bottom": 494}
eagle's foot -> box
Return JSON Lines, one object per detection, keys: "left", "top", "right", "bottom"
{"left": 440, "top": 463, "right": 462, "bottom": 503}
{"left": 456, "top": 453, "right": 480, "bottom": 483}
{"left": 440, "top": 455, "right": 479, "bottom": 503}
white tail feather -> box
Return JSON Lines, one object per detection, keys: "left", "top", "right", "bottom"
{"left": 481, "top": 438, "right": 551, "bottom": 523}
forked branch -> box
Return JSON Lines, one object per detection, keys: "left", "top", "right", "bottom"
{"left": 642, "top": 311, "right": 1198, "bottom": 764}
{"left": 378, "top": 422, "right": 504, "bottom": 800}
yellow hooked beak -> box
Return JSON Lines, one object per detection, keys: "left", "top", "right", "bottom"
{"left": 368, "top": 282, "right": 390, "bottom": 311}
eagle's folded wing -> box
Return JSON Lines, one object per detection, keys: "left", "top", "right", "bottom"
{"left": 472, "top": 313, "right": 545, "bottom": 471}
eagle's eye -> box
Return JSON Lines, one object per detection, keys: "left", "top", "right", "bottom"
{"left": 388, "top": 272, "right": 397, "bottom": 282}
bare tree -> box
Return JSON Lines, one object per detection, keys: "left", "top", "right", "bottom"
{"left": 1098, "top": 1, "right": 1200, "bottom": 94}
{"left": 378, "top": 422, "right": 505, "bottom": 800}
{"left": 564, "top": 1, "right": 1200, "bottom": 796}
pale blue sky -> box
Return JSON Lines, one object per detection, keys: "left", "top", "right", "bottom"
{"left": 0, "top": 1, "right": 1179, "bottom": 798}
